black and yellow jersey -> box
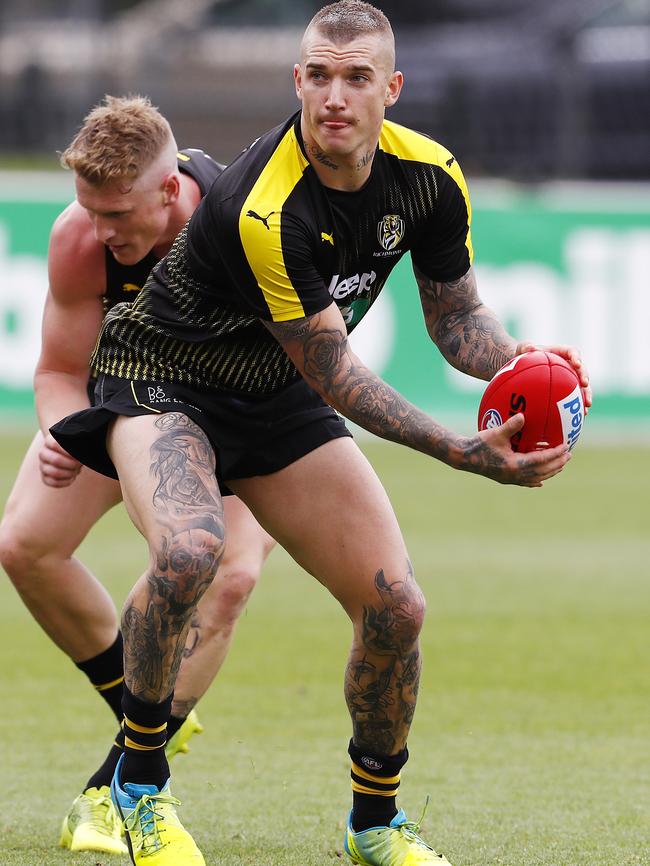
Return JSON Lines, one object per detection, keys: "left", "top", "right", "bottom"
{"left": 93, "top": 112, "right": 473, "bottom": 394}
{"left": 102, "top": 148, "right": 224, "bottom": 312}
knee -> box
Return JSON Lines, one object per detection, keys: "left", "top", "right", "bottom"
{"left": 201, "top": 564, "right": 259, "bottom": 633}
{"left": 392, "top": 583, "right": 426, "bottom": 647}
{"left": 0, "top": 520, "right": 40, "bottom": 587}
{"left": 221, "top": 566, "right": 259, "bottom": 612}
{"left": 359, "top": 575, "right": 426, "bottom": 652}
{"left": 151, "top": 530, "right": 225, "bottom": 608}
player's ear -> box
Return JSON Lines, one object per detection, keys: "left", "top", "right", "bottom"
{"left": 294, "top": 63, "right": 303, "bottom": 100}
{"left": 162, "top": 172, "right": 180, "bottom": 205}
{"left": 384, "top": 70, "right": 403, "bottom": 108}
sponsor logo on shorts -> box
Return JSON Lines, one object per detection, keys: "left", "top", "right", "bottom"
{"left": 147, "top": 385, "right": 167, "bottom": 402}
{"left": 558, "top": 384, "right": 584, "bottom": 449}
{"left": 133, "top": 383, "right": 203, "bottom": 414}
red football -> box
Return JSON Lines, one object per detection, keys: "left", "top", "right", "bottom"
{"left": 478, "top": 351, "right": 585, "bottom": 452}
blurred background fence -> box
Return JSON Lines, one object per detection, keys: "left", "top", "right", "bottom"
{"left": 0, "top": 0, "right": 649, "bottom": 435}
{"left": 1, "top": 0, "right": 649, "bottom": 176}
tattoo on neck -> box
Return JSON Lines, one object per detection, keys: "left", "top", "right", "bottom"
{"left": 307, "top": 143, "right": 338, "bottom": 171}
{"left": 355, "top": 149, "right": 374, "bottom": 171}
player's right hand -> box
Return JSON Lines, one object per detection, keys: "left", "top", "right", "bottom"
{"left": 39, "top": 433, "right": 83, "bottom": 487}
{"left": 464, "top": 413, "right": 571, "bottom": 488}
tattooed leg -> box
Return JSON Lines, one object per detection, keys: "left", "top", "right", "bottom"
{"left": 229, "top": 438, "right": 424, "bottom": 753}
{"left": 171, "top": 495, "right": 273, "bottom": 717}
{"left": 345, "top": 563, "right": 425, "bottom": 755}
{"left": 114, "top": 413, "right": 226, "bottom": 703}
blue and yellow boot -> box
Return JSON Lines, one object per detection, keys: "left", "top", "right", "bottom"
{"left": 110, "top": 755, "right": 204, "bottom": 865}
{"left": 344, "top": 808, "right": 451, "bottom": 866}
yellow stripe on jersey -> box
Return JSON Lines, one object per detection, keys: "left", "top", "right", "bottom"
{"left": 238, "top": 126, "right": 310, "bottom": 322}
{"left": 379, "top": 120, "right": 474, "bottom": 264}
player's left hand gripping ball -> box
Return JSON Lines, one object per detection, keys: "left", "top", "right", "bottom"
{"left": 478, "top": 350, "right": 586, "bottom": 453}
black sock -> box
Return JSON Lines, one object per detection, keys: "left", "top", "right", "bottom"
{"left": 75, "top": 633, "right": 124, "bottom": 722}
{"left": 166, "top": 715, "right": 185, "bottom": 739}
{"left": 84, "top": 727, "right": 125, "bottom": 791}
{"left": 121, "top": 686, "right": 172, "bottom": 790}
{"left": 349, "top": 739, "right": 409, "bottom": 832}
{"left": 86, "top": 712, "right": 190, "bottom": 790}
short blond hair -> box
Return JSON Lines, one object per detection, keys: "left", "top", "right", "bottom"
{"left": 304, "top": 2, "right": 394, "bottom": 69}
{"left": 309, "top": 1, "right": 392, "bottom": 43}
{"left": 60, "top": 94, "right": 175, "bottom": 185}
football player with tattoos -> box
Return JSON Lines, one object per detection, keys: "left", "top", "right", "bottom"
{"left": 50, "top": 5, "right": 591, "bottom": 865}
{"left": 0, "top": 96, "right": 274, "bottom": 858}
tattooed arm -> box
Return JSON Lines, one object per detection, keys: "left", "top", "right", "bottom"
{"left": 415, "top": 264, "right": 518, "bottom": 381}
{"left": 264, "top": 303, "right": 570, "bottom": 487}
{"left": 416, "top": 264, "right": 593, "bottom": 405}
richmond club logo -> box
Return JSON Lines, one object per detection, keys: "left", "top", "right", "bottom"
{"left": 377, "top": 214, "right": 405, "bottom": 251}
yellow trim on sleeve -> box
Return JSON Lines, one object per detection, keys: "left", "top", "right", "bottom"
{"left": 238, "top": 126, "right": 310, "bottom": 322}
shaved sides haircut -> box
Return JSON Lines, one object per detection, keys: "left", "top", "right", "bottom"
{"left": 60, "top": 94, "right": 176, "bottom": 186}
{"left": 305, "top": 1, "right": 395, "bottom": 66}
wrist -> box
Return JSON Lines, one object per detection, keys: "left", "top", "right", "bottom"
{"left": 513, "top": 341, "right": 534, "bottom": 358}
{"left": 439, "top": 433, "right": 473, "bottom": 470}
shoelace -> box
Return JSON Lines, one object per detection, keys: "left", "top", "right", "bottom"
{"left": 396, "top": 796, "right": 436, "bottom": 853}
{"left": 124, "top": 792, "right": 181, "bottom": 854}
{"left": 84, "top": 792, "right": 120, "bottom": 834}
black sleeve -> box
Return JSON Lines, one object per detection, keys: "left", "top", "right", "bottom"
{"left": 411, "top": 165, "right": 473, "bottom": 282}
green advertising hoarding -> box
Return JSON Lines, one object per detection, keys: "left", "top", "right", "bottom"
{"left": 350, "top": 183, "right": 650, "bottom": 434}
{"left": 0, "top": 174, "right": 649, "bottom": 435}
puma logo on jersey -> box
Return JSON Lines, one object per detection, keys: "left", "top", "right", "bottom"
{"left": 246, "top": 209, "right": 275, "bottom": 230}
{"left": 327, "top": 270, "right": 376, "bottom": 300}
{"left": 122, "top": 283, "right": 141, "bottom": 293}
{"left": 446, "top": 156, "right": 455, "bottom": 167}
{"left": 321, "top": 231, "right": 334, "bottom": 246}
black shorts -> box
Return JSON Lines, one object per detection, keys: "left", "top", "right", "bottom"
{"left": 51, "top": 373, "right": 352, "bottom": 494}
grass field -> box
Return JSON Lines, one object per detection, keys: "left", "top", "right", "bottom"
{"left": 0, "top": 430, "right": 648, "bottom": 866}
